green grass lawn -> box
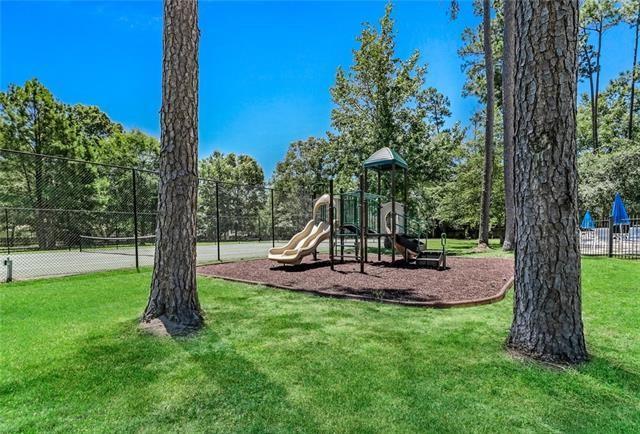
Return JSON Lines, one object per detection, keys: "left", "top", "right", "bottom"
{"left": 1, "top": 258, "right": 639, "bottom": 433}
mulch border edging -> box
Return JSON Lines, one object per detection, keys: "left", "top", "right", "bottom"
{"left": 197, "top": 261, "right": 514, "bottom": 309}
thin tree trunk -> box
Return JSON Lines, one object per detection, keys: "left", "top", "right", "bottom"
{"left": 581, "top": 42, "right": 598, "bottom": 150}
{"left": 143, "top": 0, "right": 203, "bottom": 332}
{"left": 502, "top": 0, "right": 516, "bottom": 251}
{"left": 478, "top": 0, "right": 494, "bottom": 248}
{"left": 507, "top": 0, "right": 588, "bottom": 364}
{"left": 629, "top": 3, "right": 640, "bottom": 140}
{"left": 594, "top": 21, "right": 603, "bottom": 151}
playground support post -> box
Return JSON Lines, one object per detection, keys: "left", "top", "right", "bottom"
{"left": 215, "top": 181, "right": 221, "bottom": 261}
{"left": 377, "top": 171, "right": 381, "bottom": 261}
{"left": 403, "top": 168, "right": 408, "bottom": 262}
{"left": 391, "top": 162, "right": 396, "bottom": 263}
{"left": 363, "top": 169, "right": 368, "bottom": 263}
{"left": 312, "top": 191, "right": 317, "bottom": 261}
{"left": 270, "top": 188, "right": 275, "bottom": 248}
{"left": 329, "top": 179, "right": 334, "bottom": 271}
{"left": 359, "top": 174, "right": 365, "bottom": 273}
{"left": 131, "top": 168, "right": 140, "bottom": 272}
{"left": 339, "top": 188, "right": 344, "bottom": 262}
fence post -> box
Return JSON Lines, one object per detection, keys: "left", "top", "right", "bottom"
{"left": 608, "top": 216, "right": 614, "bottom": 258}
{"left": 132, "top": 169, "right": 140, "bottom": 271}
{"left": 271, "top": 188, "right": 275, "bottom": 248}
{"left": 4, "top": 209, "right": 10, "bottom": 256}
{"left": 257, "top": 216, "right": 261, "bottom": 241}
{"left": 215, "top": 182, "right": 221, "bottom": 261}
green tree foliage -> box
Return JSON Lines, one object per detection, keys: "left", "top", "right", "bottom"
{"left": 579, "top": 0, "right": 622, "bottom": 150}
{"left": 411, "top": 126, "right": 464, "bottom": 229}
{"left": 457, "top": 0, "right": 504, "bottom": 104}
{"left": 95, "top": 130, "right": 161, "bottom": 228}
{"left": 578, "top": 71, "right": 640, "bottom": 152}
{"left": 198, "top": 152, "right": 266, "bottom": 241}
{"left": 454, "top": 0, "right": 504, "bottom": 243}
{"left": 0, "top": 79, "right": 74, "bottom": 157}
{"left": 425, "top": 88, "right": 452, "bottom": 134}
{"left": 271, "top": 137, "right": 330, "bottom": 194}
{"left": 0, "top": 79, "right": 160, "bottom": 247}
{"left": 268, "top": 4, "right": 454, "bottom": 234}
{"left": 328, "top": 3, "right": 449, "bottom": 189}
{"left": 270, "top": 137, "right": 329, "bottom": 235}
{"left": 434, "top": 129, "right": 504, "bottom": 238}
{"left": 0, "top": 80, "right": 115, "bottom": 247}
{"left": 579, "top": 140, "right": 640, "bottom": 217}
{"left": 578, "top": 72, "right": 640, "bottom": 216}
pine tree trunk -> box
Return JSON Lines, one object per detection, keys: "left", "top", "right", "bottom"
{"left": 478, "top": 0, "right": 494, "bottom": 248}
{"left": 629, "top": 4, "right": 640, "bottom": 141}
{"left": 507, "top": 0, "right": 588, "bottom": 364}
{"left": 142, "top": 0, "right": 203, "bottom": 331}
{"left": 580, "top": 41, "right": 598, "bottom": 151}
{"left": 593, "top": 22, "right": 603, "bottom": 150}
{"left": 502, "top": 0, "right": 516, "bottom": 252}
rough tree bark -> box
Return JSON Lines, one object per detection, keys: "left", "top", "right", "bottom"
{"left": 502, "top": 0, "right": 516, "bottom": 252}
{"left": 142, "top": 0, "right": 203, "bottom": 332}
{"left": 478, "top": 0, "right": 494, "bottom": 248}
{"left": 507, "top": 0, "right": 588, "bottom": 364}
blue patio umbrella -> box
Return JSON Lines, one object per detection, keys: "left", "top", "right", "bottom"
{"left": 611, "top": 192, "right": 630, "bottom": 225}
{"left": 580, "top": 210, "right": 595, "bottom": 229}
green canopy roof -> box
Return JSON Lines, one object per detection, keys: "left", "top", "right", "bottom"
{"left": 363, "top": 147, "right": 408, "bottom": 171}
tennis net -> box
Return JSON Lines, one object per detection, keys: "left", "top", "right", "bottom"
{"left": 79, "top": 235, "right": 155, "bottom": 256}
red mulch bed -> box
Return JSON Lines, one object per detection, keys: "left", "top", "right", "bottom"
{"left": 199, "top": 255, "right": 514, "bottom": 308}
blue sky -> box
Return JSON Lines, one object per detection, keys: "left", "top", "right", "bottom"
{"left": 1, "top": 1, "right": 635, "bottom": 177}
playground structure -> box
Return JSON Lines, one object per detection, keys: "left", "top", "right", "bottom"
{"left": 269, "top": 147, "right": 447, "bottom": 270}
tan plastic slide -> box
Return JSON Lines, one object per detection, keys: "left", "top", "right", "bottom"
{"left": 268, "top": 194, "right": 333, "bottom": 265}
{"left": 268, "top": 220, "right": 330, "bottom": 265}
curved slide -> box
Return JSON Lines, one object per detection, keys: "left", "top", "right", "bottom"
{"left": 379, "top": 202, "right": 422, "bottom": 258}
{"left": 269, "top": 193, "right": 333, "bottom": 265}
{"left": 393, "top": 234, "right": 422, "bottom": 258}
{"left": 268, "top": 220, "right": 330, "bottom": 265}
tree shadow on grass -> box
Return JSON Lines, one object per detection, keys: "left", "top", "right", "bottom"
{"left": 173, "top": 337, "right": 321, "bottom": 432}
{"left": 0, "top": 320, "right": 171, "bottom": 432}
{"left": 1, "top": 319, "right": 318, "bottom": 432}
{"left": 580, "top": 354, "right": 640, "bottom": 398}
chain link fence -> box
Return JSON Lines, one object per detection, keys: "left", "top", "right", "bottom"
{"left": 0, "top": 149, "right": 318, "bottom": 281}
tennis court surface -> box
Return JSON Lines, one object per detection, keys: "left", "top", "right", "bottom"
{"left": 0, "top": 241, "right": 284, "bottom": 281}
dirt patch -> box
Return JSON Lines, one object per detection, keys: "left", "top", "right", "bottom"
{"left": 139, "top": 316, "right": 200, "bottom": 337}
{"left": 198, "top": 255, "right": 514, "bottom": 308}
